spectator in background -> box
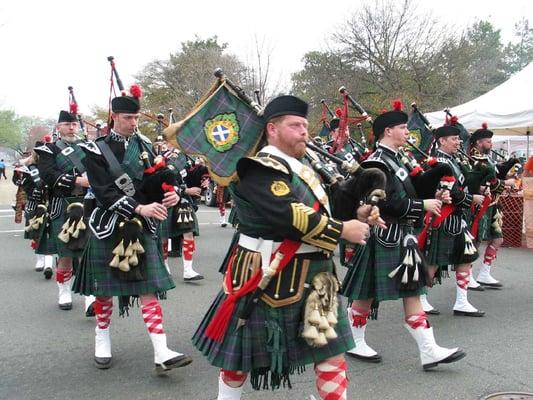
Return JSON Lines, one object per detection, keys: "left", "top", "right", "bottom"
{"left": 524, "top": 154, "right": 533, "bottom": 177}
{"left": 0, "top": 159, "right": 7, "bottom": 179}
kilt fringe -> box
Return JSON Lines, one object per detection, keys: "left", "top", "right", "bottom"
{"left": 118, "top": 292, "right": 168, "bottom": 317}
{"left": 250, "top": 365, "right": 305, "bottom": 391}
{"left": 370, "top": 299, "right": 379, "bottom": 320}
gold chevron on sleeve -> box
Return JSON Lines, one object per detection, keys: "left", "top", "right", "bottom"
{"left": 301, "top": 216, "right": 343, "bottom": 252}
{"left": 291, "top": 202, "right": 316, "bottom": 233}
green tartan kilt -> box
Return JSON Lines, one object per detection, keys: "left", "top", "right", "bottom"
{"left": 193, "top": 256, "right": 354, "bottom": 390}
{"left": 425, "top": 226, "right": 479, "bottom": 267}
{"left": 72, "top": 227, "right": 175, "bottom": 299}
{"left": 424, "top": 227, "right": 457, "bottom": 266}
{"left": 36, "top": 197, "right": 85, "bottom": 258}
{"left": 478, "top": 205, "right": 503, "bottom": 241}
{"left": 161, "top": 207, "right": 199, "bottom": 240}
{"left": 341, "top": 232, "right": 426, "bottom": 303}
{"left": 35, "top": 218, "right": 58, "bottom": 255}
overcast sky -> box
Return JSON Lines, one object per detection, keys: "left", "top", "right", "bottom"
{"left": 1, "top": 0, "right": 532, "bottom": 120}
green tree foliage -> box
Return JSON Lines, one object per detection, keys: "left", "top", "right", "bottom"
{"left": 291, "top": 0, "right": 527, "bottom": 127}
{"left": 504, "top": 17, "right": 533, "bottom": 74}
{"left": 0, "top": 110, "right": 26, "bottom": 152}
{"left": 135, "top": 36, "right": 253, "bottom": 121}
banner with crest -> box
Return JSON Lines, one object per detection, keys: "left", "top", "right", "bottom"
{"left": 407, "top": 109, "right": 434, "bottom": 161}
{"left": 164, "top": 80, "right": 264, "bottom": 186}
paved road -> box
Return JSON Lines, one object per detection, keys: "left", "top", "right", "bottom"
{"left": 0, "top": 204, "right": 532, "bottom": 400}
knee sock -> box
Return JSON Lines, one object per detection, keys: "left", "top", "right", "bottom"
{"left": 350, "top": 305, "right": 370, "bottom": 328}
{"left": 183, "top": 238, "right": 195, "bottom": 262}
{"left": 95, "top": 296, "right": 113, "bottom": 329}
{"left": 455, "top": 271, "right": 469, "bottom": 290}
{"left": 220, "top": 369, "right": 247, "bottom": 388}
{"left": 56, "top": 268, "right": 73, "bottom": 284}
{"left": 405, "top": 311, "right": 429, "bottom": 329}
{"left": 483, "top": 244, "right": 497, "bottom": 266}
{"left": 140, "top": 295, "right": 164, "bottom": 334}
{"left": 314, "top": 359, "right": 348, "bottom": 400}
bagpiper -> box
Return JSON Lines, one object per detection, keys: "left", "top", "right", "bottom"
{"left": 158, "top": 138, "right": 204, "bottom": 281}
{"left": 13, "top": 143, "right": 54, "bottom": 279}
{"left": 421, "top": 125, "right": 485, "bottom": 317}
{"left": 34, "top": 111, "right": 94, "bottom": 313}
{"left": 73, "top": 86, "right": 192, "bottom": 371}
{"left": 192, "top": 95, "right": 372, "bottom": 400}
{"left": 468, "top": 124, "right": 517, "bottom": 288}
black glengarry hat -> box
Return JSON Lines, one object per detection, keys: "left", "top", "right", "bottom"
{"left": 470, "top": 122, "right": 493, "bottom": 144}
{"left": 434, "top": 125, "right": 460, "bottom": 139}
{"left": 58, "top": 110, "right": 77, "bottom": 123}
{"left": 372, "top": 100, "right": 408, "bottom": 139}
{"left": 263, "top": 95, "right": 308, "bottom": 123}
{"left": 111, "top": 84, "right": 142, "bottom": 114}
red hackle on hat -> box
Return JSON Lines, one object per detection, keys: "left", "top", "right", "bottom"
{"left": 129, "top": 84, "right": 142, "bottom": 99}
{"left": 392, "top": 99, "right": 403, "bottom": 111}
{"left": 482, "top": 122, "right": 488, "bottom": 129}
{"left": 43, "top": 134, "right": 52, "bottom": 143}
{"left": 69, "top": 102, "right": 78, "bottom": 115}
{"left": 450, "top": 116, "right": 459, "bottom": 125}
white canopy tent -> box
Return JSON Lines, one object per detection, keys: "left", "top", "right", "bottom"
{"left": 426, "top": 62, "right": 533, "bottom": 138}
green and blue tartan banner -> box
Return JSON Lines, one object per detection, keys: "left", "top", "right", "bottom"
{"left": 164, "top": 81, "right": 264, "bottom": 186}
{"left": 407, "top": 110, "right": 434, "bottom": 162}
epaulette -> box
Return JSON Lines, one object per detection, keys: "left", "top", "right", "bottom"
{"left": 78, "top": 141, "right": 102, "bottom": 155}
{"left": 33, "top": 143, "right": 53, "bottom": 155}
{"left": 237, "top": 155, "right": 291, "bottom": 178}
{"left": 136, "top": 132, "right": 152, "bottom": 144}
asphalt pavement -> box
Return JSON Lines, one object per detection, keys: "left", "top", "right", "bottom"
{"left": 0, "top": 204, "right": 532, "bottom": 400}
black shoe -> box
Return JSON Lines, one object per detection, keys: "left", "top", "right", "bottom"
{"left": 43, "top": 268, "right": 53, "bottom": 280}
{"left": 426, "top": 308, "right": 441, "bottom": 315}
{"left": 155, "top": 354, "right": 193, "bottom": 373}
{"left": 94, "top": 356, "right": 112, "bottom": 369}
{"left": 184, "top": 274, "right": 204, "bottom": 282}
{"left": 453, "top": 309, "right": 485, "bottom": 317}
{"left": 468, "top": 285, "right": 485, "bottom": 291}
{"left": 220, "top": 223, "right": 227, "bottom": 227}
{"left": 35, "top": 266, "right": 44, "bottom": 272}
{"left": 477, "top": 281, "right": 503, "bottom": 289}
{"left": 423, "top": 349, "right": 466, "bottom": 370}
{"left": 346, "top": 352, "right": 382, "bottom": 363}
{"left": 86, "top": 302, "right": 95, "bottom": 317}
{"left": 59, "top": 303, "right": 72, "bottom": 310}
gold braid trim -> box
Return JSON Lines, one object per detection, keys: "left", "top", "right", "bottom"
{"left": 301, "top": 215, "right": 342, "bottom": 252}
{"left": 291, "top": 202, "right": 315, "bottom": 233}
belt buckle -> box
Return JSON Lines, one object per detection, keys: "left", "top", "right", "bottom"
{"left": 114, "top": 173, "right": 135, "bottom": 196}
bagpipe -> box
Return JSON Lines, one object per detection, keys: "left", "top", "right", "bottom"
{"left": 319, "top": 99, "right": 369, "bottom": 164}
{"left": 328, "top": 87, "right": 372, "bottom": 156}
{"left": 68, "top": 86, "right": 87, "bottom": 140}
